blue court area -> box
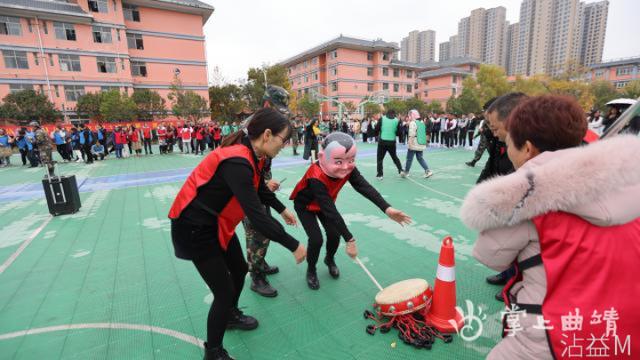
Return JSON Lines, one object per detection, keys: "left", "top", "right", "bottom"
{"left": 0, "top": 143, "right": 505, "bottom": 359}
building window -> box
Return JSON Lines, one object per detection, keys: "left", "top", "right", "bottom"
{"left": 406, "top": 85, "right": 412, "bottom": 93}
{"left": 27, "top": 20, "right": 33, "bottom": 33}
{"left": 54, "top": 22, "right": 76, "bottom": 41}
{"left": 116, "top": 29, "right": 121, "bottom": 41}
{"left": 64, "top": 85, "right": 85, "bottom": 101}
{"left": 452, "top": 75, "right": 457, "bottom": 84}
{"left": 331, "top": 50, "right": 338, "bottom": 59}
{"left": 423, "top": 79, "right": 428, "bottom": 86}
{"left": 42, "top": 20, "right": 47, "bottom": 34}
{"left": 58, "top": 54, "right": 81, "bottom": 71}
{"left": 2, "top": 50, "right": 29, "bottom": 69}
{"left": 92, "top": 26, "right": 112, "bottom": 43}
{"left": 367, "top": 52, "right": 373, "bottom": 61}
{"left": 9, "top": 84, "right": 33, "bottom": 93}
{"left": 615, "top": 81, "right": 629, "bottom": 89}
{"left": 367, "top": 83, "right": 374, "bottom": 92}
{"left": 127, "top": 33, "right": 144, "bottom": 49}
{"left": 311, "top": 57, "right": 318, "bottom": 65}
{"left": 131, "top": 61, "right": 147, "bottom": 77}
{"left": 452, "top": 88, "right": 457, "bottom": 96}
{"left": 88, "top": 0, "right": 108, "bottom": 13}
{"left": 393, "top": 84, "right": 399, "bottom": 92}
{"left": 0, "top": 16, "right": 22, "bottom": 36}
{"left": 331, "top": 82, "right": 337, "bottom": 92}
{"left": 367, "top": 67, "right": 373, "bottom": 76}
{"left": 54, "top": 85, "right": 60, "bottom": 97}
{"left": 616, "top": 67, "right": 631, "bottom": 76}
{"left": 382, "top": 68, "right": 389, "bottom": 76}
{"left": 304, "top": 75, "right": 309, "bottom": 83}
{"left": 313, "top": 72, "right": 318, "bottom": 81}
{"left": 97, "top": 56, "right": 117, "bottom": 73}
{"left": 407, "top": 70, "right": 413, "bottom": 78}
{"left": 48, "top": 53, "right": 54, "bottom": 66}
{"left": 383, "top": 52, "right": 389, "bottom": 61}
{"left": 382, "top": 83, "right": 389, "bottom": 90}
{"left": 101, "top": 86, "right": 119, "bottom": 92}
{"left": 393, "top": 68, "right": 400, "bottom": 77}
{"left": 33, "top": 52, "right": 39, "bottom": 66}
{"left": 123, "top": 4, "right": 141, "bottom": 21}
{"left": 414, "top": 83, "right": 418, "bottom": 89}
{"left": 594, "top": 69, "right": 604, "bottom": 77}
{"left": 120, "top": 58, "right": 125, "bottom": 70}
{"left": 423, "top": 90, "right": 428, "bottom": 97}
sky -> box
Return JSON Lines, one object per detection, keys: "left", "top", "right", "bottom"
{"left": 200, "top": 0, "right": 639, "bottom": 84}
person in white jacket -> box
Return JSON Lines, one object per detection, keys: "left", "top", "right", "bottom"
{"left": 402, "top": 109, "right": 433, "bottom": 178}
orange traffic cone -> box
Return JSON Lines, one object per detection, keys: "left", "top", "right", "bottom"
{"left": 426, "top": 236, "right": 464, "bottom": 333}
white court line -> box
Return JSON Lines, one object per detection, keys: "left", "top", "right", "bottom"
{"left": 0, "top": 216, "right": 52, "bottom": 275}
{"left": 0, "top": 323, "right": 204, "bottom": 348}
{"left": 405, "top": 176, "right": 465, "bottom": 202}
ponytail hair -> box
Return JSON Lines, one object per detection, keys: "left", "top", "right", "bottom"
{"left": 221, "top": 107, "right": 291, "bottom": 147}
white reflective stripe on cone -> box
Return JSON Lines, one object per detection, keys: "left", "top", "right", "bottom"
{"left": 436, "top": 264, "right": 455, "bottom": 282}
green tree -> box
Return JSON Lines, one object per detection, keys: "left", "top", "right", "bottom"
{"left": 363, "top": 102, "right": 381, "bottom": 117}
{"left": 100, "top": 90, "right": 136, "bottom": 122}
{"left": 512, "top": 75, "right": 550, "bottom": 96}
{"left": 621, "top": 80, "right": 640, "bottom": 100}
{"left": 590, "top": 80, "right": 620, "bottom": 111}
{"left": 132, "top": 89, "right": 166, "bottom": 121}
{"left": 426, "top": 100, "right": 443, "bottom": 114}
{"left": 383, "top": 99, "right": 407, "bottom": 115}
{"left": 343, "top": 101, "right": 357, "bottom": 114}
{"left": 297, "top": 95, "right": 320, "bottom": 119}
{"left": 168, "top": 77, "right": 209, "bottom": 122}
{"left": 76, "top": 92, "right": 103, "bottom": 121}
{"left": 548, "top": 79, "right": 594, "bottom": 111}
{"left": 474, "top": 64, "right": 511, "bottom": 105}
{"left": 209, "top": 84, "right": 245, "bottom": 121}
{"left": 403, "top": 96, "right": 426, "bottom": 115}
{"left": 0, "top": 90, "right": 60, "bottom": 123}
{"left": 457, "top": 77, "right": 482, "bottom": 114}
{"left": 446, "top": 96, "right": 463, "bottom": 114}
{"left": 244, "top": 64, "right": 291, "bottom": 109}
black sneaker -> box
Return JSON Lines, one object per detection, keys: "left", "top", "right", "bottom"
{"left": 306, "top": 270, "right": 320, "bottom": 290}
{"left": 465, "top": 161, "right": 476, "bottom": 167}
{"left": 203, "top": 343, "right": 234, "bottom": 360}
{"left": 250, "top": 273, "right": 278, "bottom": 298}
{"left": 226, "top": 308, "right": 258, "bottom": 330}
{"left": 324, "top": 257, "right": 340, "bottom": 279}
{"left": 495, "top": 289, "right": 505, "bottom": 302}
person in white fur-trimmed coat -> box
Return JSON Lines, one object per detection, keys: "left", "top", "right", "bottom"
{"left": 461, "top": 95, "right": 640, "bottom": 360}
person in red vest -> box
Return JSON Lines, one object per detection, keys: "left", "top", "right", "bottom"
{"left": 180, "top": 124, "right": 193, "bottom": 154}
{"left": 461, "top": 95, "right": 640, "bottom": 359}
{"left": 290, "top": 132, "right": 412, "bottom": 290}
{"left": 157, "top": 124, "right": 167, "bottom": 154}
{"left": 141, "top": 123, "right": 153, "bottom": 155}
{"left": 113, "top": 126, "right": 128, "bottom": 159}
{"left": 169, "top": 107, "right": 307, "bottom": 360}
{"left": 212, "top": 122, "right": 222, "bottom": 150}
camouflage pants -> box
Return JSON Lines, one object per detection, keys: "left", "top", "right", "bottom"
{"left": 242, "top": 216, "right": 271, "bottom": 273}
{"left": 471, "top": 134, "right": 488, "bottom": 162}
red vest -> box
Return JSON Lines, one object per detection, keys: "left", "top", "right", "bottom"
{"left": 114, "top": 131, "right": 127, "bottom": 145}
{"left": 290, "top": 162, "right": 351, "bottom": 212}
{"left": 142, "top": 127, "right": 152, "bottom": 139}
{"left": 168, "top": 144, "right": 263, "bottom": 250}
{"left": 157, "top": 128, "right": 166, "bottom": 140}
{"left": 506, "top": 212, "right": 640, "bottom": 359}
{"left": 129, "top": 130, "right": 139, "bottom": 142}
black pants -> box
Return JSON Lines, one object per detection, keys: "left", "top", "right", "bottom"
{"left": 171, "top": 219, "right": 247, "bottom": 348}
{"left": 56, "top": 144, "right": 69, "bottom": 161}
{"left": 458, "top": 127, "right": 467, "bottom": 147}
{"left": 83, "top": 144, "right": 94, "bottom": 163}
{"left": 430, "top": 130, "right": 439, "bottom": 144}
{"left": 468, "top": 131, "right": 474, "bottom": 146}
{"left": 143, "top": 139, "right": 153, "bottom": 154}
{"left": 19, "top": 148, "right": 28, "bottom": 165}
{"left": 296, "top": 207, "right": 340, "bottom": 272}
{"left": 376, "top": 140, "right": 403, "bottom": 177}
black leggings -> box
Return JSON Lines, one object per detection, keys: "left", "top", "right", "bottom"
{"left": 193, "top": 235, "right": 247, "bottom": 347}
{"left": 296, "top": 207, "right": 341, "bottom": 272}
{"left": 376, "top": 140, "right": 403, "bottom": 177}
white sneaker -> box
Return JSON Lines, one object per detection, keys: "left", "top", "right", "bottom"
{"left": 399, "top": 171, "right": 407, "bottom": 178}
{"left": 376, "top": 176, "right": 383, "bottom": 181}
{"left": 424, "top": 170, "right": 433, "bottom": 178}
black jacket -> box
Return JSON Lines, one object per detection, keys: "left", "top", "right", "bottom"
{"left": 476, "top": 132, "right": 514, "bottom": 184}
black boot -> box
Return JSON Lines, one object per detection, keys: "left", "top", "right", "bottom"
{"left": 324, "top": 257, "right": 340, "bottom": 279}
{"left": 226, "top": 308, "right": 258, "bottom": 330}
{"left": 263, "top": 263, "right": 279, "bottom": 275}
{"left": 486, "top": 273, "right": 508, "bottom": 285}
{"left": 495, "top": 289, "right": 505, "bottom": 302}
{"left": 250, "top": 272, "right": 278, "bottom": 298}
{"left": 465, "top": 160, "right": 476, "bottom": 167}
{"left": 306, "top": 270, "right": 320, "bottom": 290}
{"left": 203, "top": 343, "right": 234, "bottom": 360}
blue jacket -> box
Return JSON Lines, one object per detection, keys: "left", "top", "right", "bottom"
{"left": 53, "top": 130, "right": 66, "bottom": 145}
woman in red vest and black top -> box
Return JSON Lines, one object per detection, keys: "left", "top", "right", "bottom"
{"left": 169, "top": 108, "right": 307, "bottom": 360}
{"left": 290, "top": 132, "right": 411, "bottom": 290}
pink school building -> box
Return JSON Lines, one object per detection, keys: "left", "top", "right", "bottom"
{"left": 281, "top": 35, "right": 481, "bottom": 116}
{"left": 0, "top": 0, "right": 213, "bottom": 121}
{"left": 588, "top": 56, "right": 640, "bottom": 90}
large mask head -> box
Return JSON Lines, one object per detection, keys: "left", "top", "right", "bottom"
{"left": 318, "top": 132, "right": 357, "bottom": 179}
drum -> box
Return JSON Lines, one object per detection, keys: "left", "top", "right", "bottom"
{"left": 374, "top": 278, "right": 433, "bottom": 316}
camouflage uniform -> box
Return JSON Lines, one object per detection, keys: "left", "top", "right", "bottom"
{"left": 34, "top": 127, "right": 55, "bottom": 175}
{"left": 243, "top": 158, "right": 273, "bottom": 273}
{"left": 290, "top": 120, "right": 300, "bottom": 155}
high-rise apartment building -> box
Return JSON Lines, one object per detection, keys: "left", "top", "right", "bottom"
{"left": 401, "top": 30, "right": 435, "bottom": 63}
{"left": 439, "top": 41, "right": 450, "bottom": 62}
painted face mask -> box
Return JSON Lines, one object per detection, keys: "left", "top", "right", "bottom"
{"left": 318, "top": 132, "right": 357, "bottom": 179}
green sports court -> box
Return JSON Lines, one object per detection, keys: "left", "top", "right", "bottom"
{"left": 0, "top": 144, "right": 504, "bottom": 359}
